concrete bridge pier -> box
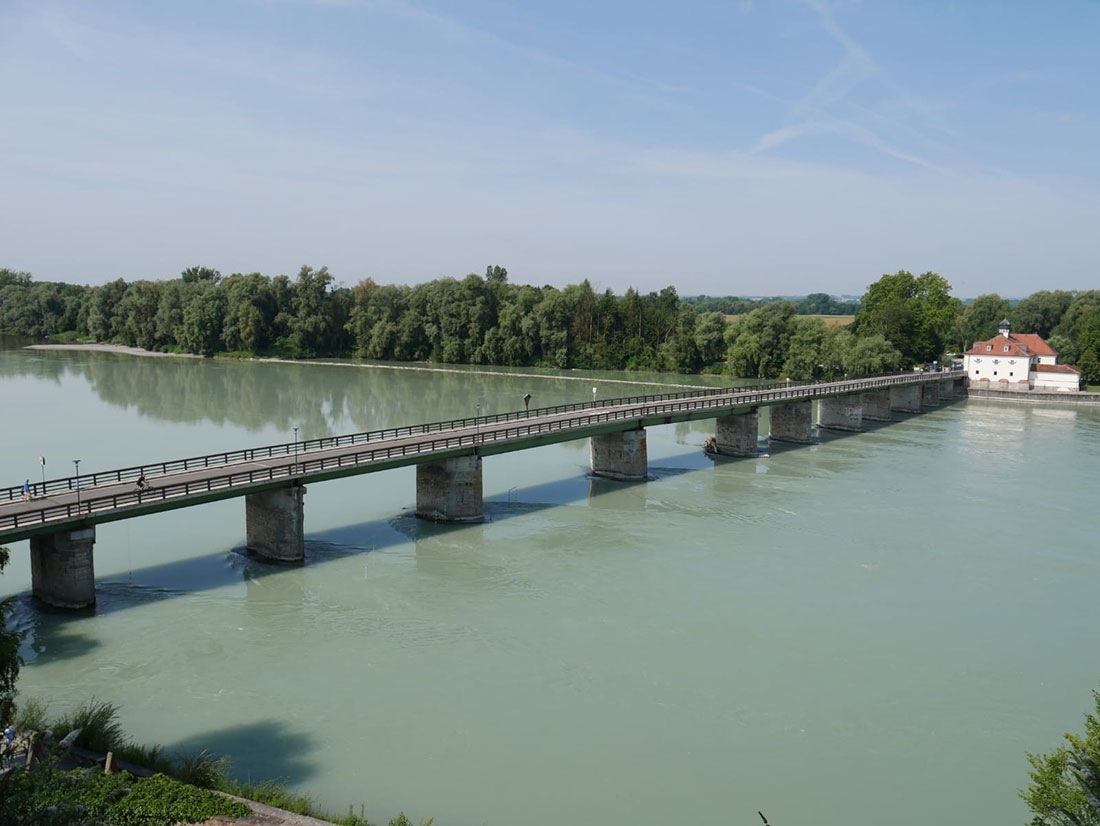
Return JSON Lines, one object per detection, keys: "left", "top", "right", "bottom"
{"left": 769, "top": 400, "right": 814, "bottom": 444}
{"left": 889, "top": 384, "right": 922, "bottom": 414}
{"left": 416, "top": 455, "right": 484, "bottom": 522}
{"left": 921, "top": 381, "right": 941, "bottom": 407}
{"left": 590, "top": 428, "right": 648, "bottom": 481}
{"left": 818, "top": 394, "right": 863, "bottom": 431}
{"left": 714, "top": 408, "right": 760, "bottom": 456}
{"left": 31, "top": 527, "right": 96, "bottom": 609}
{"left": 246, "top": 484, "right": 306, "bottom": 562}
{"left": 860, "top": 389, "right": 893, "bottom": 422}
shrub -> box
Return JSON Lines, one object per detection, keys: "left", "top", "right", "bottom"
{"left": 1021, "top": 686, "right": 1100, "bottom": 825}
{"left": 0, "top": 768, "right": 250, "bottom": 826}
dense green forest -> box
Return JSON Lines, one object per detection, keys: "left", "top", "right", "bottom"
{"left": 1, "top": 266, "right": 1098, "bottom": 383}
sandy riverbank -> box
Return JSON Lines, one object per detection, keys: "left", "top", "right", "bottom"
{"left": 23, "top": 343, "right": 716, "bottom": 389}
{"left": 25, "top": 343, "right": 201, "bottom": 359}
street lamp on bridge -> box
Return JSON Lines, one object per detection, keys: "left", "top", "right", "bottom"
{"left": 73, "top": 459, "right": 81, "bottom": 511}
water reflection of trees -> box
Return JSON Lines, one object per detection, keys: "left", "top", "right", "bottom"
{"left": 2, "top": 350, "right": 718, "bottom": 442}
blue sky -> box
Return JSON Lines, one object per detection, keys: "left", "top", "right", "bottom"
{"left": 1, "top": 0, "right": 1097, "bottom": 296}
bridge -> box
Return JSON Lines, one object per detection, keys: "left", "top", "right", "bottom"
{"left": 1, "top": 369, "right": 964, "bottom": 609}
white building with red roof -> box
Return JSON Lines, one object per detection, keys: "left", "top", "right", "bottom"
{"left": 964, "top": 319, "right": 1081, "bottom": 392}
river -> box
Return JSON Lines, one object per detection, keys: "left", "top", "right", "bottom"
{"left": 1, "top": 341, "right": 1098, "bottom": 825}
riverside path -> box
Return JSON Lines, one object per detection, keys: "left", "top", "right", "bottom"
{"left": 2, "top": 369, "right": 963, "bottom": 608}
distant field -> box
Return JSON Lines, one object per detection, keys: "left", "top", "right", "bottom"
{"left": 724, "top": 313, "right": 855, "bottom": 327}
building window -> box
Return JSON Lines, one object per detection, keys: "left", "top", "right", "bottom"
{"left": 1010, "top": 372, "right": 1014, "bottom": 376}
{"left": 1004, "top": 346, "right": 1010, "bottom": 352}
{"left": 986, "top": 345, "right": 992, "bottom": 351}
{"left": 994, "top": 371, "right": 998, "bottom": 376}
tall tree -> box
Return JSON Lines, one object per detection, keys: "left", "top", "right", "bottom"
{"left": 84, "top": 279, "right": 128, "bottom": 341}
{"left": 851, "top": 271, "right": 959, "bottom": 365}
{"left": 180, "top": 265, "right": 222, "bottom": 285}
{"left": 953, "top": 293, "right": 1010, "bottom": 351}
{"left": 841, "top": 334, "right": 903, "bottom": 376}
{"left": 289, "top": 265, "right": 336, "bottom": 357}
{"left": 782, "top": 317, "right": 828, "bottom": 380}
{"left": 118, "top": 280, "right": 165, "bottom": 350}
{"left": 1054, "top": 292, "right": 1100, "bottom": 358}
{"left": 725, "top": 301, "right": 796, "bottom": 378}
{"left": 693, "top": 311, "right": 728, "bottom": 366}
{"left": 1010, "top": 290, "right": 1073, "bottom": 339}
{"left": 180, "top": 286, "right": 227, "bottom": 356}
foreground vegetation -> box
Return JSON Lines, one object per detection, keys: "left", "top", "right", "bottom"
{"left": 4, "top": 698, "right": 427, "bottom": 826}
{"left": 2, "top": 766, "right": 251, "bottom": 826}
{"left": 1021, "top": 686, "right": 1100, "bottom": 825}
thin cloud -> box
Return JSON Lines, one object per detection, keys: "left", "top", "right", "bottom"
{"left": 753, "top": 119, "right": 943, "bottom": 172}
{"left": 251, "top": 0, "right": 692, "bottom": 103}
{"left": 749, "top": 0, "right": 945, "bottom": 171}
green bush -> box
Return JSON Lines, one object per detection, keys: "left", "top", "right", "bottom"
{"left": 0, "top": 768, "right": 250, "bottom": 826}
{"left": 1021, "top": 686, "right": 1100, "bottom": 825}
{"left": 108, "top": 773, "right": 251, "bottom": 825}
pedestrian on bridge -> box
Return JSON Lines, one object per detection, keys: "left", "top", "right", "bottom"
{"left": 22, "top": 479, "right": 30, "bottom": 501}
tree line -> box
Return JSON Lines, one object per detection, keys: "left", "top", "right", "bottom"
{"left": 682, "top": 292, "right": 858, "bottom": 316}
{"left": 1, "top": 265, "right": 1098, "bottom": 382}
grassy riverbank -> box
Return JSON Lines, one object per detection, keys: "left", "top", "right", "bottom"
{"left": 12, "top": 699, "right": 430, "bottom": 826}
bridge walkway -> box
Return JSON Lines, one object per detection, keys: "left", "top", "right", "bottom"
{"left": 0, "top": 370, "right": 961, "bottom": 544}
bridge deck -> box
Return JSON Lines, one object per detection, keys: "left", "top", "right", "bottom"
{"left": 0, "top": 370, "right": 960, "bottom": 543}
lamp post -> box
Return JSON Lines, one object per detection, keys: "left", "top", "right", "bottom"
{"left": 73, "top": 459, "right": 81, "bottom": 511}
{"left": 475, "top": 403, "right": 481, "bottom": 444}
{"left": 592, "top": 386, "right": 597, "bottom": 405}
{"left": 523, "top": 393, "right": 531, "bottom": 413}
{"left": 293, "top": 426, "right": 299, "bottom": 475}
{"left": 39, "top": 456, "right": 46, "bottom": 496}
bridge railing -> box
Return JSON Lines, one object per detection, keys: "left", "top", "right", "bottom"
{"left": 0, "top": 368, "right": 961, "bottom": 504}
{"left": 0, "top": 369, "right": 962, "bottom": 534}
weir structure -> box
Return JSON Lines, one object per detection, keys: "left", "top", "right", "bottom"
{"left": 0, "top": 370, "right": 963, "bottom": 609}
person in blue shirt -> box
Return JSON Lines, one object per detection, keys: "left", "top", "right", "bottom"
{"left": 22, "top": 478, "right": 30, "bottom": 501}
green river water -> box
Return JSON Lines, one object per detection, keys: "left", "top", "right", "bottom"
{"left": 1, "top": 342, "right": 1098, "bottom": 825}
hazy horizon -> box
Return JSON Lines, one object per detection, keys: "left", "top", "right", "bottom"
{"left": 2, "top": 1, "right": 1097, "bottom": 296}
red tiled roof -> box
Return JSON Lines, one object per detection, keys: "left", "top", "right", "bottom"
{"left": 1013, "top": 334, "right": 1057, "bottom": 356}
{"left": 1034, "top": 363, "right": 1080, "bottom": 374}
{"left": 964, "top": 331, "right": 1059, "bottom": 357}
{"left": 964, "top": 334, "right": 1033, "bottom": 357}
